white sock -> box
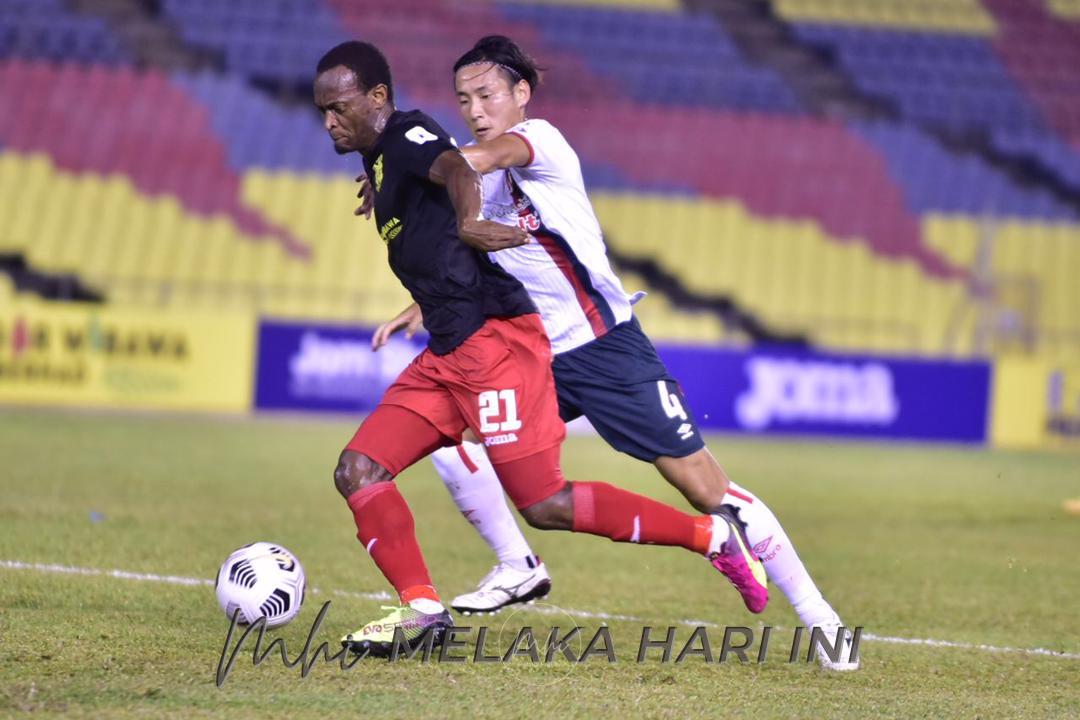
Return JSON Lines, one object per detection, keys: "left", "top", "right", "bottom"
{"left": 706, "top": 514, "right": 731, "bottom": 555}
{"left": 723, "top": 481, "right": 840, "bottom": 627}
{"left": 408, "top": 598, "right": 446, "bottom": 614}
{"left": 431, "top": 442, "right": 536, "bottom": 565}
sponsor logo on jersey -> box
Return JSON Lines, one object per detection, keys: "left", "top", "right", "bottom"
{"left": 511, "top": 192, "right": 541, "bottom": 232}
{"left": 379, "top": 217, "right": 402, "bottom": 244}
{"left": 735, "top": 357, "right": 899, "bottom": 430}
{"left": 484, "top": 432, "right": 519, "bottom": 447}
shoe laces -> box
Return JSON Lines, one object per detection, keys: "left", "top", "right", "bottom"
{"left": 373, "top": 605, "right": 408, "bottom": 622}
{"left": 476, "top": 563, "right": 512, "bottom": 591}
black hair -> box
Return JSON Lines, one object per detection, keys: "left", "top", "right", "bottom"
{"left": 317, "top": 41, "right": 394, "bottom": 103}
{"left": 453, "top": 35, "right": 542, "bottom": 92}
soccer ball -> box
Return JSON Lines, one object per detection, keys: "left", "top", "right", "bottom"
{"left": 215, "top": 542, "right": 306, "bottom": 628}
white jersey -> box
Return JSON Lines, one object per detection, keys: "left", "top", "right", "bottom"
{"left": 477, "top": 119, "right": 633, "bottom": 354}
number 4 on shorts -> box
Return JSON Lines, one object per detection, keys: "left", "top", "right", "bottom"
{"left": 657, "top": 380, "right": 688, "bottom": 420}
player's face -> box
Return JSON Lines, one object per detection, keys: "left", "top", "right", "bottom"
{"left": 454, "top": 63, "right": 530, "bottom": 142}
{"left": 314, "top": 66, "right": 388, "bottom": 154}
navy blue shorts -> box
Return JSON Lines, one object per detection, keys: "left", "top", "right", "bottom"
{"left": 552, "top": 317, "right": 705, "bottom": 462}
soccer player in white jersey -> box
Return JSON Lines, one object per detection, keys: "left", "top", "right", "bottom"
{"left": 368, "top": 35, "right": 856, "bottom": 669}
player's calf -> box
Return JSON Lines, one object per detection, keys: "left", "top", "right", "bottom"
{"left": 654, "top": 448, "right": 730, "bottom": 513}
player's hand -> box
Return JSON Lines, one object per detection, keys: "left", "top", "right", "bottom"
{"left": 371, "top": 303, "right": 423, "bottom": 351}
{"left": 354, "top": 173, "right": 374, "bottom": 219}
{"left": 457, "top": 218, "right": 530, "bottom": 252}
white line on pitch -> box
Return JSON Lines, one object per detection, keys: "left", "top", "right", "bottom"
{"left": 3, "top": 559, "right": 1077, "bottom": 661}
{"left": 517, "top": 605, "right": 1080, "bottom": 661}
{"left": 0, "top": 560, "right": 392, "bottom": 600}
{"left": 0, "top": 560, "right": 214, "bottom": 587}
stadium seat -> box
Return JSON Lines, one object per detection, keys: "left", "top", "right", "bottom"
{"left": 1, "top": 0, "right": 1077, "bottom": 360}
{"left": 0, "top": 270, "right": 15, "bottom": 302}
{"left": 593, "top": 192, "right": 972, "bottom": 354}
{"left": 769, "top": 0, "right": 996, "bottom": 35}
{"left": 1046, "top": 0, "right": 1080, "bottom": 19}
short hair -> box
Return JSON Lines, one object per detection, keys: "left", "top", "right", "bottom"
{"left": 316, "top": 41, "right": 394, "bottom": 103}
{"left": 453, "top": 35, "right": 541, "bottom": 92}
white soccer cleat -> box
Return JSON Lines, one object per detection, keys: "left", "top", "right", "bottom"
{"left": 450, "top": 561, "right": 552, "bottom": 615}
{"left": 815, "top": 623, "right": 860, "bottom": 671}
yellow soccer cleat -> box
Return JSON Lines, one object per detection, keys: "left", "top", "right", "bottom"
{"left": 341, "top": 605, "right": 453, "bottom": 658}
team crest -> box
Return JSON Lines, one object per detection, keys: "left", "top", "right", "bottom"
{"left": 372, "top": 154, "right": 384, "bottom": 192}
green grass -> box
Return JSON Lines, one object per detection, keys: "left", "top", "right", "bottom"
{"left": 1, "top": 408, "right": 1078, "bottom": 718}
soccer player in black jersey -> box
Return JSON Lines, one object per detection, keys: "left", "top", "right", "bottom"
{"left": 314, "top": 41, "right": 767, "bottom": 658}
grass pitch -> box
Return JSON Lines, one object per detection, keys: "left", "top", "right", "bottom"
{"left": 1, "top": 408, "right": 1078, "bottom": 718}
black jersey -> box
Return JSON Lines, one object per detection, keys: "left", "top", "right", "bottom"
{"left": 361, "top": 110, "right": 535, "bottom": 355}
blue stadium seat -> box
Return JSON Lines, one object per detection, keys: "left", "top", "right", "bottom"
{"left": 853, "top": 120, "right": 1079, "bottom": 220}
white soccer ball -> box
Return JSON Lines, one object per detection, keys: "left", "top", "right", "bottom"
{"left": 215, "top": 542, "right": 306, "bottom": 628}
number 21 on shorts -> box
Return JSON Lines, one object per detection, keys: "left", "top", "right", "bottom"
{"left": 478, "top": 389, "right": 523, "bottom": 433}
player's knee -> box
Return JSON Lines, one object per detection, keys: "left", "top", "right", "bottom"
{"left": 333, "top": 450, "right": 391, "bottom": 498}
{"left": 518, "top": 486, "right": 573, "bottom": 530}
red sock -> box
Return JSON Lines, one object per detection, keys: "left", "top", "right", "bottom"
{"left": 571, "top": 481, "right": 712, "bottom": 554}
{"left": 346, "top": 483, "right": 439, "bottom": 604}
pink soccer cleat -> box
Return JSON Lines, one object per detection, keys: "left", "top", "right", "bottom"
{"left": 707, "top": 505, "right": 769, "bottom": 613}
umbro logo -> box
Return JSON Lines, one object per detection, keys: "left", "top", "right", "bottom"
{"left": 752, "top": 536, "right": 774, "bottom": 557}
{"left": 751, "top": 535, "right": 782, "bottom": 562}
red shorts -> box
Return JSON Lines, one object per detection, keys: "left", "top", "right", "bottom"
{"left": 347, "top": 314, "right": 567, "bottom": 505}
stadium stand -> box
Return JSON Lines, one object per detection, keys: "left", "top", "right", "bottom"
{"left": 0, "top": 0, "right": 131, "bottom": 64}
{"left": 0, "top": 0, "right": 1077, "bottom": 360}
{"left": 499, "top": 3, "right": 803, "bottom": 112}
{"left": 768, "top": 0, "right": 998, "bottom": 34}
{"left": 983, "top": 0, "right": 1080, "bottom": 146}
{"left": 0, "top": 271, "right": 13, "bottom": 302}
{"left": 1046, "top": 0, "right": 1080, "bottom": 18}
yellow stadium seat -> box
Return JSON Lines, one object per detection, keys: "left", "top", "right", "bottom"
{"left": 767, "top": 0, "right": 996, "bottom": 35}
{"left": 499, "top": 0, "right": 679, "bottom": 10}
{"left": 0, "top": 154, "right": 49, "bottom": 254}
{"left": 1046, "top": 0, "right": 1080, "bottom": 19}
{"left": 3, "top": 148, "right": 1074, "bottom": 360}
{"left": 0, "top": 272, "right": 15, "bottom": 302}
{"left": 593, "top": 191, "right": 987, "bottom": 355}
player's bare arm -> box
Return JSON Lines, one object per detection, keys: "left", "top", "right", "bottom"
{"left": 355, "top": 139, "right": 528, "bottom": 219}
{"left": 371, "top": 302, "right": 423, "bottom": 351}
{"left": 354, "top": 173, "right": 374, "bottom": 218}
{"left": 461, "top": 133, "right": 531, "bottom": 173}
{"left": 428, "top": 149, "right": 530, "bottom": 251}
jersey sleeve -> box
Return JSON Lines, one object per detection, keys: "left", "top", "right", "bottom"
{"left": 386, "top": 115, "right": 459, "bottom": 180}
{"left": 506, "top": 119, "right": 574, "bottom": 180}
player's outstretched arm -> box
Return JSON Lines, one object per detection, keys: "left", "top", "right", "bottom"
{"left": 460, "top": 133, "right": 531, "bottom": 174}
{"left": 371, "top": 302, "right": 423, "bottom": 351}
{"left": 428, "top": 149, "right": 530, "bottom": 252}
